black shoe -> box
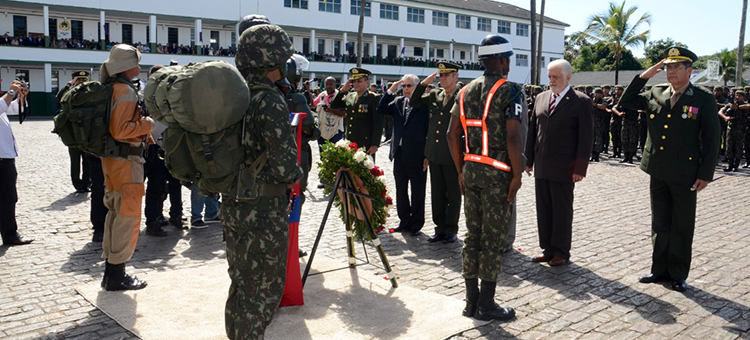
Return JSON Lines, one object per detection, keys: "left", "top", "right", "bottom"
{"left": 101, "top": 261, "right": 110, "bottom": 288}
{"left": 104, "top": 263, "right": 147, "bottom": 291}
{"left": 724, "top": 167, "right": 734, "bottom": 172}
{"left": 92, "top": 229, "right": 104, "bottom": 243}
{"left": 75, "top": 188, "right": 87, "bottom": 193}
{"left": 3, "top": 235, "right": 33, "bottom": 246}
{"left": 191, "top": 220, "right": 208, "bottom": 229}
{"left": 428, "top": 233, "right": 447, "bottom": 243}
{"left": 169, "top": 217, "right": 187, "bottom": 229}
{"left": 409, "top": 230, "right": 423, "bottom": 236}
{"left": 442, "top": 234, "right": 457, "bottom": 244}
{"left": 299, "top": 249, "right": 308, "bottom": 257}
{"left": 475, "top": 302, "right": 516, "bottom": 321}
{"left": 392, "top": 225, "right": 410, "bottom": 233}
{"left": 158, "top": 216, "right": 169, "bottom": 227}
{"left": 145, "top": 222, "right": 168, "bottom": 237}
{"left": 639, "top": 273, "right": 668, "bottom": 284}
{"left": 462, "top": 301, "right": 477, "bottom": 318}
{"left": 743, "top": 163, "right": 750, "bottom": 169}
{"left": 206, "top": 216, "right": 221, "bottom": 222}
{"left": 671, "top": 279, "right": 687, "bottom": 292}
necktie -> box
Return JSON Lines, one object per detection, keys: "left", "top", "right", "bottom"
{"left": 550, "top": 93, "right": 559, "bottom": 113}
{"left": 670, "top": 91, "right": 681, "bottom": 109}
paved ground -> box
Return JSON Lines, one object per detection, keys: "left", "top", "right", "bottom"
{"left": 1, "top": 119, "right": 749, "bottom": 340}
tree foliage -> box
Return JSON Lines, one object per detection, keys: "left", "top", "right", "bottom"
{"left": 643, "top": 38, "right": 688, "bottom": 67}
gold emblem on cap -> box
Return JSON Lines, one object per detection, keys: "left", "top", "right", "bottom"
{"left": 439, "top": 64, "right": 445, "bottom": 69}
{"left": 352, "top": 68, "right": 359, "bottom": 74}
{"left": 668, "top": 48, "right": 680, "bottom": 57}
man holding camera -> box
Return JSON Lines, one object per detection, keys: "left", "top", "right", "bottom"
{"left": 314, "top": 77, "right": 343, "bottom": 151}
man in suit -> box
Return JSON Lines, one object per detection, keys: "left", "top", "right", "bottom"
{"left": 377, "top": 74, "right": 429, "bottom": 236}
{"left": 619, "top": 47, "right": 720, "bottom": 292}
{"left": 410, "top": 61, "right": 462, "bottom": 244}
{"left": 525, "top": 59, "right": 594, "bottom": 267}
{"left": 330, "top": 68, "right": 383, "bottom": 160}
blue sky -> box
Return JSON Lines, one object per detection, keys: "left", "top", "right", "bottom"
{"left": 498, "top": 0, "right": 750, "bottom": 58}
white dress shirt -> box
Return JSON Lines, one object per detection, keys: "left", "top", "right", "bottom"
{"left": 551, "top": 85, "right": 571, "bottom": 109}
{"left": 0, "top": 99, "right": 20, "bottom": 158}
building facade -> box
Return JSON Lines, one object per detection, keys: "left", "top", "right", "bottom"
{"left": 0, "top": 0, "right": 567, "bottom": 115}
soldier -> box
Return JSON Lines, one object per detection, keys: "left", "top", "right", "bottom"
{"left": 584, "top": 85, "right": 594, "bottom": 98}
{"left": 227, "top": 24, "right": 302, "bottom": 339}
{"left": 719, "top": 91, "right": 748, "bottom": 171}
{"left": 447, "top": 34, "right": 524, "bottom": 321}
{"left": 330, "top": 68, "right": 383, "bottom": 160}
{"left": 608, "top": 85, "right": 624, "bottom": 158}
{"left": 59, "top": 71, "right": 92, "bottom": 194}
{"left": 601, "top": 85, "right": 613, "bottom": 154}
{"left": 620, "top": 47, "right": 720, "bottom": 293}
{"left": 613, "top": 85, "right": 640, "bottom": 163}
{"left": 410, "top": 61, "right": 463, "bottom": 243}
{"left": 591, "top": 88, "right": 608, "bottom": 162}
{"left": 715, "top": 87, "right": 730, "bottom": 162}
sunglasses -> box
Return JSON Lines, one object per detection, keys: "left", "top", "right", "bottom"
{"left": 402, "top": 84, "right": 414, "bottom": 88}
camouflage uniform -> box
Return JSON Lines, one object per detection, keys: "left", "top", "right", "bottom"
{"left": 620, "top": 106, "right": 640, "bottom": 155}
{"left": 225, "top": 24, "right": 302, "bottom": 340}
{"left": 451, "top": 70, "right": 525, "bottom": 282}
{"left": 609, "top": 96, "right": 622, "bottom": 156}
{"left": 723, "top": 102, "right": 749, "bottom": 160}
{"left": 592, "top": 97, "right": 608, "bottom": 154}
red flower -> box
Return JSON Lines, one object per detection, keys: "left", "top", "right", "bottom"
{"left": 381, "top": 189, "right": 387, "bottom": 197}
{"left": 349, "top": 142, "right": 358, "bottom": 149}
{"left": 385, "top": 196, "right": 393, "bottom": 205}
{"left": 371, "top": 166, "right": 384, "bottom": 177}
{"left": 376, "top": 226, "right": 385, "bottom": 233}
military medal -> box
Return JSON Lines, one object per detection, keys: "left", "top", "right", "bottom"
{"left": 682, "top": 106, "right": 688, "bottom": 119}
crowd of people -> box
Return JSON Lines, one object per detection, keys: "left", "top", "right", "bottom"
{"left": 298, "top": 50, "right": 485, "bottom": 69}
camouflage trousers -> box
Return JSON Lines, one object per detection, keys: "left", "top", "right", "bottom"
{"left": 461, "top": 169, "right": 512, "bottom": 282}
{"left": 593, "top": 114, "right": 608, "bottom": 153}
{"left": 221, "top": 196, "right": 289, "bottom": 340}
{"left": 727, "top": 129, "right": 746, "bottom": 159}
{"left": 621, "top": 120, "right": 639, "bottom": 153}
{"left": 610, "top": 119, "right": 622, "bottom": 150}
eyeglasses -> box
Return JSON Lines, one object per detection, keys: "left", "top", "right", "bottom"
{"left": 402, "top": 84, "right": 414, "bottom": 88}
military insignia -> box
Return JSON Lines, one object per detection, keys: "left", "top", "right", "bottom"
{"left": 682, "top": 113, "right": 688, "bottom": 119}
{"left": 438, "top": 64, "right": 445, "bottom": 70}
{"left": 352, "top": 68, "right": 359, "bottom": 74}
{"left": 668, "top": 48, "right": 680, "bottom": 57}
{"left": 650, "top": 114, "right": 655, "bottom": 119}
{"left": 565, "top": 97, "right": 569, "bottom": 100}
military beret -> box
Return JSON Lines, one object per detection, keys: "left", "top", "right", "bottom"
{"left": 72, "top": 70, "right": 90, "bottom": 79}
{"left": 437, "top": 61, "right": 461, "bottom": 74}
{"left": 594, "top": 88, "right": 603, "bottom": 93}
{"left": 664, "top": 46, "right": 697, "bottom": 64}
{"left": 349, "top": 67, "right": 371, "bottom": 80}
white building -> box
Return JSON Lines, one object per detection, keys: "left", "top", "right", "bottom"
{"left": 0, "top": 0, "right": 567, "bottom": 115}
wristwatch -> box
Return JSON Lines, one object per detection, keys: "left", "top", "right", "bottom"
{"left": 7, "top": 90, "right": 15, "bottom": 96}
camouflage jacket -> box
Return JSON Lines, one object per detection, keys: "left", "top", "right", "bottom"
{"left": 245, "top": 78, "right": 302, "bottom": 185}
{"left": 723, "top": 103, "right": 749, "bottom": 132}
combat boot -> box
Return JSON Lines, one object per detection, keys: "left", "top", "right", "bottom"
{"left": 146, "top": 220, "right": 167, "bottom": 237}
{"left": 734, "top": 159, "right": 742, "bottom": 172}
{"left": 101, "top": 260, "right": 110, "bottom": 288}
{"left": 619, "top": 152, "right": 629, "bottom": 163}
{"left": 105, "top": 262, "right": 147, "bottom": 291}
{"left": 462, "top": 278, "right": 479, "bottom": 317}
{"left": 724, "top": 159, "right": 736, "bottom": 172}
{"left": 474, "top": 280, "right": 515, "bottom": 321}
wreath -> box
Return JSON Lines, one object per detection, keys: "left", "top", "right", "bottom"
{"left": 318, "top": 139, "right": 393, "bottom": 241}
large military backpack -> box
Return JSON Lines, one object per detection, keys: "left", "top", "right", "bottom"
{"left": 53, "top": 77, "right": 140, "bottom": 158}
{"left": 144, "top": 60, "right": 263, "bottom": 199}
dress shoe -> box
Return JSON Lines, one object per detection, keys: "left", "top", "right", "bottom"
{"left": 392, "top": 225, "right": 410, "bottom": 233}
{"left": 92, "top": 229, "right": 104, "bottom": 243}
{"left": 409, "top": 230, "right": 423, "bottom": 236}
{"left": 427, "top": 233, "right": 447, "bottom": 243}
{"left": 549, "top": 256, "right": 568, "bottom": 266}
{"left": 531, "top": 254, "right": 552, "bottom": 263}
{"left": 671, "top": 279, "right": 687, "bottom": 292}
{"left": 442, "top": 234, "right": 457, "bottom": 244}
{"left": 3, "top": 235, "right": 33, "bottom": 246}
{"left": 169, "top": 217, "right": 187, "bottom": 229}
{"left": 474, "top": 302, "right": 516, "bottom": 321}
{"left": 145, "top": 222, "right": 167, "bottom": 237}
{"left": 158, "top": 216, "right": 169, "bottom": 227}
{"left": 638, "top": 273, "right": 668, "bottom": 284}
{"left": 299, "top": 249, "right": 308, "bottom": 257}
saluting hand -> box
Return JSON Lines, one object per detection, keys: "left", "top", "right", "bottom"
{"left": 340, "top": 79, "right": 353, "bottom": 93}
{"left": 388, "top": 80, "right": 403, "bottom": 93}
{"left": 640, "top": 59, "right": 665, "bottom": 79}
{"left": 421, "top": 71, "right": 439, "bottom": 86}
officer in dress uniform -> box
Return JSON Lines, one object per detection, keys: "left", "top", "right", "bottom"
{"left": 619, "top": 47, "right": 720, "bottom": 293}
{"left": 410, "top": 61, "right": 463, "bottom": 244}
{"left": 330, "top": 68, "right": 383, "bottom": 160}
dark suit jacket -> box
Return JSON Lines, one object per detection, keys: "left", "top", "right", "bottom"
{"left": 330, "top": 90, "right": 383, "bottom": 150}
{"left": 619, "top": 76, "right": 720, "bottom": 184}
{"left": 526, "top": 87, "right": 594, "bottom": 182}
{"left": 410, "top": 84, "right": 458, "bottom": 165}
{"left": 377, "top": 92, "right": 428, "bottom": 166}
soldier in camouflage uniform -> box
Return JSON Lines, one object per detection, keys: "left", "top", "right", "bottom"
{"left": 613, "top": 85, "right": 640, "bottom": 163}
{"left": 226, "top": 24, "right": 302, "bottom": 340}
{"left": 591, "top": 88, "right": 608, "bottom": 162}
{"left": 601, "top": 85, "right": 613, "bottom": 154}
{"left": 719, "top": 91, "right": 749, "bottom": 171}
{"left": 608, "top": 85, "right": 624, "bottom": 158}
{"left": 447, "top": 34, "right": 523, "bottom": 321}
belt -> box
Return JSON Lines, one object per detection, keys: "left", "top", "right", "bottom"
{"left": 0, "top": 158, "right": 15, "bottom": 161}
{"left": 258, "top": 183, "right": 287, "bottom": 197}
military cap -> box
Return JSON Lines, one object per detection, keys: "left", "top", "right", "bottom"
{"left": 615, "top": 85, "right": 624, "bottom": 90}
{"left": 602, "top": 84, "right": 611, "bottom": 88}
{"left": 664, "top": 46, "right": 697, "bottom": 64}
{"left": 585, "top": 85, "right": 594, "bottom": 89}
{"left": 594, "top": 87, "right": 603, "bottom": 94}
{"left": 437, "top": 61, "right": 461, "bottom": 74}
{"left": 349, "top": 67, "right": 371, "bottom": 80}
{"left": 732, "top": 87, "right": 743, "bottom": 91}
{"left": 72, "top": 70, "right": 90, "bottom": 79}
{"left": 736, "top": 90, "right": 746, "bottom": 97}
{"left": 744, "top": 86, "right": 750, "bottom": 91}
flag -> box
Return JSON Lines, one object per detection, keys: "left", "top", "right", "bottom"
{"left": 400, "top": 46, "right": 405, "bottom": 56}
{"left": 280, "top": 112, "right": 308, "bottom": 307}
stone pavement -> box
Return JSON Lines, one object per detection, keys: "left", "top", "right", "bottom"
{"left": 1, "top": 119, "right": 749, "bottom": 340}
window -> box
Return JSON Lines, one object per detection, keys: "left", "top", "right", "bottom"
{"left": 380, "top": 4, "right": 399, "bottom": 20}
{"left": 407, "top": 8, "right": 424, "bottom": 23}
{"left": 122, "top": 24, "right": 133, "bottom": 45}
{"left": 350, "top": 0, "right": 371, "bottom": 16}
{"left": 460, "top": 51, "right": 466, "bottom": 60}
{"left": 456, "top": 15, "right": 471, "bottom": 30}
{"left": 48, "top": 18, "right": 57, "bottom": 39}
{"left": 146, "top": 25, "right": 150, "bottom": 43}
{"left": 231, "top": 32, "right": 236, "bottom": 48}
{"left": 498, "top": 21, "right": 511, "bottom": 34}
{"left": 210, "top": 30, "right": 219, "bottom": 49}
{"left": 477, "top": 18, "right": 491, "bottom": 32}
{"left": 377, "top": 44, "right": 382, "bottom": 58}
{"left": 72, "top": 20, "right": 83, "bottom": 41}
{"left": 334, "top": 40, "right": 341, "bottom": 56}
{"left": 436, "top": 49, "right": 444, "bottom": 59}
{"left": 319, "top": 0, "right": 341, "bottom": 13}
{"left": 387, "top": 44, "right": 397, "bottom": 58}
{"left": 284, "top": 0, "right": 308, "bottom": 9}
{"left": 516, "top": 54, "right": 528, "bottom": 67}
{"left": 318, "top": 38, "right": 325, "bottom": 53}
{"left": 413, "top": 46, "right": 423, "bottom": 57}
{"left": 432, "top": 11, "right": 448, "bottom": 27}
{"left": 364, "top": 42, "right": 370, "bottom": 56}
{"left": 168, "top": 27, "right": 178, "bottom": 45}
{"left": 303, "top": 37, "right": 310, "bottom": 54}
{"left": 13, "top": 15, "right": 27, "bottom": 37}
{"left": 51, "top": 70, "right": 59, "bottom": 93}
{"left": 516, "top": 23, "right": 529, "bottom": 37}
{"left": 190, "top": 28, "right": 195, "bottom": 44}
{"left": 549, "top": 57, "right": 559, "bottom": 67}
{"left": 541, "top": 56, "right": 546, "bottom": 68}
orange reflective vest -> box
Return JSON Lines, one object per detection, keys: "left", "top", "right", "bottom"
{"left": 458, "top": 78, "right": 511, "bottom": 173}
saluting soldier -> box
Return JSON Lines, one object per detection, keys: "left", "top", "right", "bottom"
{"left": 410, "top": 61, "right": 463, "bottom": 244}
{"left": 330, "top": 68, "right": 383, "bottom": 159}
{"left": 619, "top": 47, "right": 720, "bottom": 293}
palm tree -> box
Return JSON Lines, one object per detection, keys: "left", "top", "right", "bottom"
{"left": 719, "top": 48, "right": 737, "bottom": 87}
{"left": 736, "top": 0, "right": 748, "bottom": 86}
{"left": 581, "top": 1, "right": 651, "bottom": 85}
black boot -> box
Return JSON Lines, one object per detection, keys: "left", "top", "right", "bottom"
{"left": 619, "top": 152, "right": 629, "bottom": 163}
{"left": 463, "top": 278, "right": 479, "bottom": 317}
{"left": 724, "top": 159, "right": 735, "bottom": 172}
{"left": 101, "top": 260, "right": 110, "bottom": 288}
{"left": 104, "top": 262, "right": 147, "bottom": 291}
{"left": 474, "top": 280, "right": 515, "bottom": 321}
{"left": 146, "top": 220, "right": 167, "bottom": 237}
{"left": 733, "top": 158, "right": 741, "bottom": 172}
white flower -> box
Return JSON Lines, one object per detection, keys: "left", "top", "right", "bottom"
{"left": 378, "top": 176, "right": 387, "bottom": 184}
{"left": 363, "top": 157, "right": 374, "bottom": 170}
{"left": 354, "top": 150, "right": 367, "bottom": 162}
{"left": 334, "top": 139, "right": 349, "bottom": 148}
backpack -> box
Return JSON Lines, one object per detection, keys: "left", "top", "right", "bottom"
{"left": 144, "top": 60, "right": 263, "bottom": 199}
{"left": 53, "top": 77, "right": 139, "bottom": 158}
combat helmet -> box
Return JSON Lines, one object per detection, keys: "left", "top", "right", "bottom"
{"left": 285, "top": 54, "right": 310, "bottom": 85}
{"left": 237, "top": 14, "right": 271, "bottom": 36}
{"left": 235, "top": 24, "right": 294, "bottom": 80}
{"left": 477, "top": 34, "right": 513, "bottom": 59}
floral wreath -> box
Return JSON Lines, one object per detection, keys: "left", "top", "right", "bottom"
{"left": 317, "top": 139, "right": 393, "bottom": 241}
